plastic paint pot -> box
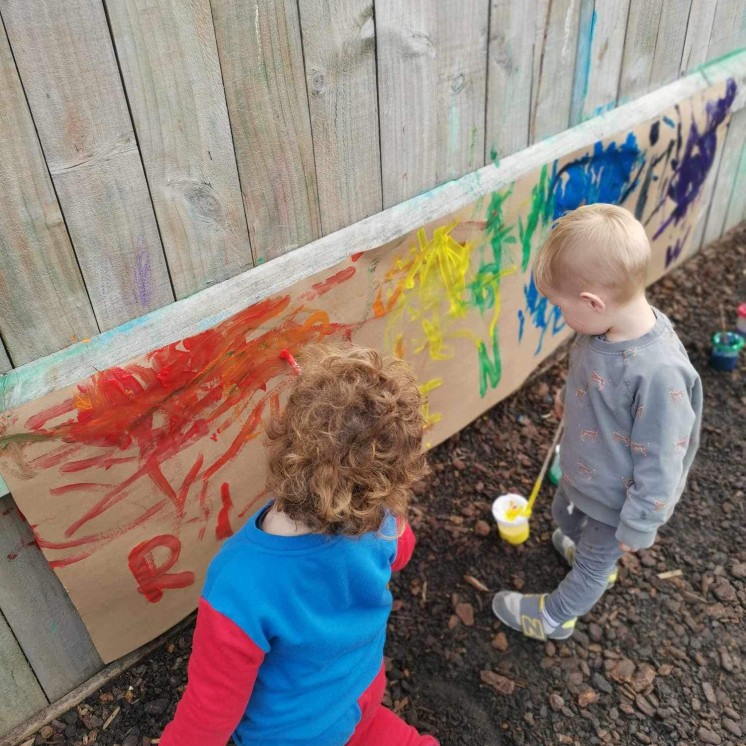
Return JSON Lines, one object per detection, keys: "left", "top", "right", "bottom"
{"left": 737, "top": 304, "right": 746, "bottom": 338}
{"left": 492, "top": 494, "right": 530, "bottom": 546}
{"left": 710, "top": 331, "right": 744, "bottom": 371}
{"left": 548, "top": 445, "right": 562, "bottom": 487}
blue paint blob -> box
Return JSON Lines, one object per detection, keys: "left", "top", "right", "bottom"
{"left": 551, "top": 132, "right": 644, "bottom": 219}
{"left": 520, "top": 274, "right": 566, "bottom": 354}
{"left": 649, "top": 121, "right": 660, "bottom": 146}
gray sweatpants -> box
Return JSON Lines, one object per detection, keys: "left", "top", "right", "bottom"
{"left": 544, "top": 489, "right": 624, "bottom": 624}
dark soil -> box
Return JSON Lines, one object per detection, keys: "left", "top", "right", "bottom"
{"left": 27, "top": 227, "right": 745, "bottom": 746}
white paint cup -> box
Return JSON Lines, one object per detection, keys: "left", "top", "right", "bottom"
{"left": 491, "top": 493, "right": 530, "bottom": 545}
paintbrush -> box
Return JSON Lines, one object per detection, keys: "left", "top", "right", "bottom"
{"left": 506, "top": 421, "right": 564, "bottom": 521}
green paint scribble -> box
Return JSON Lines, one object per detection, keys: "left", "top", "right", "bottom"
{"left": 518, "top": 164, "right": 555, "bottom": 271}
{"left": 477, "top": 327, "right": 501, "bottom": 398}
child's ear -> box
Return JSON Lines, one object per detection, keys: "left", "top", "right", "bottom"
{"left": 579, "top": 292, "right": 606, "bottom": 313}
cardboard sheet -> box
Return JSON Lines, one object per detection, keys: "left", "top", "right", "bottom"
{"left": 0, "top": 81, "right": 734, "bottom": 661}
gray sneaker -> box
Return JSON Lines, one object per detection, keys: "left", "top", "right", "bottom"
{"left": 492, "top": 591, "right": 576, "bottom": 641}
{"left": 552, "top": 529, "right": 618, "bottom": 588}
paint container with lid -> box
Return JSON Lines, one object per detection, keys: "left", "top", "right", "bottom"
{"left": 492, "top": 494, "right": 530, "bottom": 546}
{"left": 737, "top": 304, "right": 746, "bottom": 338}
{"left": 710, "top": 331, "right": 744, "bottom": 371}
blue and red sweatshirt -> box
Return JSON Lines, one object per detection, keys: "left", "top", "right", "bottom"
{"left": 160, "top": 503, "right": 416, "bottom": 745}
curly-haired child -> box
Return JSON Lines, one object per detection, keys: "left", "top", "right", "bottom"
{"left": 160, "top": 344, "right": 438, "bottom": 746}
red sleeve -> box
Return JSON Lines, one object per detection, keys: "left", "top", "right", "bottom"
{"left": 160, "top": 597, "right": 265, "bottom": 746}
{"left": 391, "top": 520, "right": 416, "bottom": 572}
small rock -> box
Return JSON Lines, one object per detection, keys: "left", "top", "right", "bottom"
{"left": 713, "top": 580, "right": 736, "bottom": 602}
{"left": 512, "top": 574, "right": 525, "bottom": 590}
{"left": 722, "top": 718, "right": 742, "bottom": 737}
{"left": 573, "top": 629, "right": 590, "bottom": 648}
{"left": 545, "top": 641, "right": 557, "bottom": 657}
{"left": 692, "top": 697, "right": 701, "bottom": 711}
{"left": 578, "top": 688, "right": 599, "bottom": 707}
{"left": 697, "top": 727, "right": 721, "bottom": 745}
{"left": 549, "top": 693, "right": 565, "bottom": 711}
{"left": 635, "top": 694, "right": 655, "bottom": 717}
{"left": 123, "top": 735, "right": 140, "bottom": 746}
{"left": 524, "top": 711, "right": 535, "bottom": 726}
{"left": 658, "top": 664, "right": 673, "bottom": 676}
{"left": 452, "top": 456, "right": 466, "bottom": 471}
{"left": 557, "top": 736, "right": 573, "bottom": 744}
{"left": 702, "top": 681, "right": 717, "bottom": 705}
{"left": 455, "top": 603, "right": 474, "bottom": 626}
{"left": 474, "top": 520, "right": 491, "bottom": 537}
{"left": 480, "top": 669, "right": 515, "bottom": 695}
{"left": 609, "top": 658, "right": 635, "bottom": 683}
{"left": 448, "top": 615, "right": 459, "bottom": 630}
{"left": 730, "top": 562, "right": 746, "bottom": 579}
{"left": 40, "top": 726, "right": 54, "bottom": 739}
{"left": 636, "top": 732, "right": 652, "bottom": 744}
{"left": 719, "top": 648, "right": 734, "bottom": 672}
{"left": 144, "top": 697, "right": 168, "bottom": 715}
{"left": 492, "top": 632, "right": 508, "bottom": 651}
{"left": 589, "top": 623, "right": 603, "bottom": 642}
{"left": 630, "top": 664, "right": 656, "bottom": 693}
{"left": 593, "top": 673, "right": 613, "bottom": 695}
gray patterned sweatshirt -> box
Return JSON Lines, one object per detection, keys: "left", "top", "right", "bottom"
{"left": 559, "top": 309, "right": 702, "bottom": 549}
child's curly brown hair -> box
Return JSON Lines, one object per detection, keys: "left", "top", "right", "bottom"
{"left": 265, "top": 343, "right": 428, "bottom": 536}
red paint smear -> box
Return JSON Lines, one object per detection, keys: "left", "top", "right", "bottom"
{"left": 216, "top": 482, "right": 234, "bottom": 540}
{"left": 50, "top": 483, "right": 116, "bottom": 495}
{"left": 351, "top": 252, "right": 364, "bottom": 262}
{"left": 37, "top": 500, "right": 167, "bottom": 552}
{"left": 61, "top": 455, "right": 137, "bottom": 474}
{"left": 311, "top": 266, "right": 356, "bottom": 295}
{"left": 1, "top": 508, "right": 13, "bottom": 516}
{"left": 25, "top": 399, "right": 76, "bottom": 431}
{"left": 128, "top": 534, "right": 195, "bottom": 603}
{"left": 238, "top": 489, "right": 268, "bottom": 518}
{"left": 5, "top": 269, "right": 362, "bottom": 564}
{"left": 7, "top": 553, "right": 17, "bottom": 561}
{"left": 50, "top": 551, "right": 92, "bottom": 569}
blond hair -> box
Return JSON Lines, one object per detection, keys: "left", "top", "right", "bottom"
{"left": 265, "top": 343, "right": 427, "bottom": 536}
{"left": 533, "top": 204, "right": 651, "bottom": 302}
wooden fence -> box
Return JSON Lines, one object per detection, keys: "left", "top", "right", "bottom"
{"left": 1, "top": 0, "right": 746, "bottom": 742}
{"left": 1, "top": 0, "right": 746, "bottom": 370}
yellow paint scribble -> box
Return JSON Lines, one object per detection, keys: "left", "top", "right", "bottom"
{"left": 419, "top": 377, "right": 444, "bottom": 427}
{"left": 394, "top": 334, "right": 405, "bottom": 360}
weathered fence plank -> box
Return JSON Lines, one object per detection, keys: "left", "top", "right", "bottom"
{"left": 681, "top": 0, "right": 719, "bottom": 71}
{"left": 0, "top": 496, "right": 103, "bottom": 702}
{"left": 579, "top": 0, "right": 631, "bottom": 121}
{"left": 485, "top": 0, "right": 536, "bottom": 161}
{"left": 376, "top": 0, "right": 490, "bottom": 207}
{"left": 531, "top": 0, "right": 582, "bottom": 140}
{"left": 212, "top": 0, "right": 321, "bottom": 262}
{"left": 107, "top": 0, "right": 254, "bottom": 297}
{"left": 619, "top": 0, "right": 664, "bottom": 102}
{"left": 298, "top": 0, "right": 382, "bottom": 234}
{"left": 1, "top": 0, "right": 174, "bottom": 331}
{"left": 0, "top": 341, "right": 11, "bottom": 374}
{"left": 0, "top": 23, "right": 98, "bottom": 366}
{"left": 707, "top": 0, "right": 746, "bottom": 61}
{"left": 0, "top": 609, "right": 47, "bottom": 734}
{"left": 650, "top": 0, "right": 692, "bottom": 89}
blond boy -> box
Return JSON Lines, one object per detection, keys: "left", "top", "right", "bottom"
{"left": 493, "top": 204, "right": 702, "bottom": 640}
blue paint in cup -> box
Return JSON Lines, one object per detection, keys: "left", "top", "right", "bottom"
{"left": 710, "top": 331, "right": 744, "bottom": 371}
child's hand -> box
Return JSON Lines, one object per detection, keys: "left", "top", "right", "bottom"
{"left": 618, "top": 542, "right": 636, "bottom": 553}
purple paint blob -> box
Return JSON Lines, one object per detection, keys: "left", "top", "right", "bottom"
{"left": 653, "top": 80, "right": 737, "bottom": 239}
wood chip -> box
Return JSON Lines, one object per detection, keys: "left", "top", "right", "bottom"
{"left": 657, "top": 569, "right": 683, "bottom": 580}
{"left": 463, "top": 574, "right": 490, "bottom": 592}
{"left": 480, "top": 670, "right": 516, "bottom": 695}
{"left": 103, "top": 705, "right": 120, "bottom": 730}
